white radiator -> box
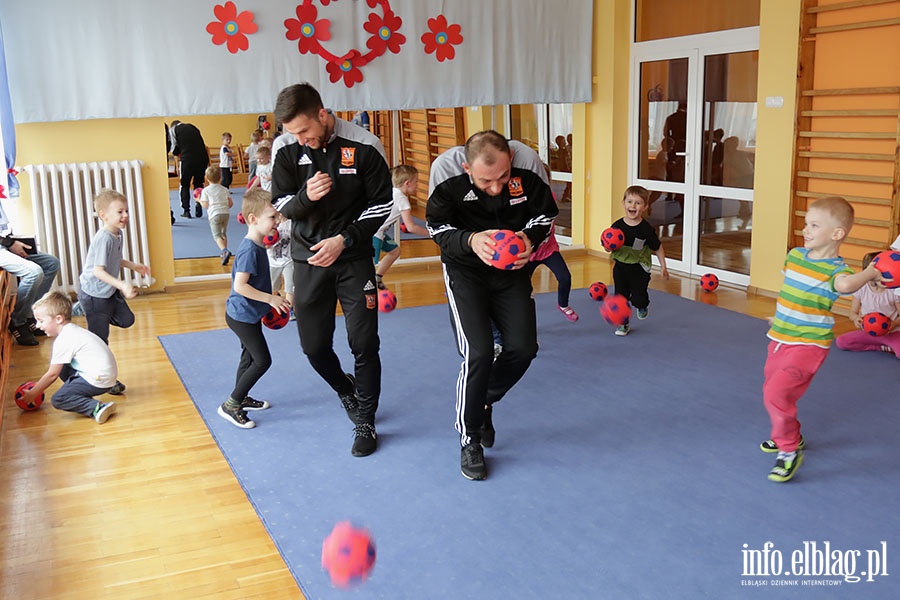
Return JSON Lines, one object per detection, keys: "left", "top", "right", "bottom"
{"left": 21, "top": 160, "right": 152, "bottom": 294}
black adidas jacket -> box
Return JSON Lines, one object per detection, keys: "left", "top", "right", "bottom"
{"left": 426, "top": 140, "right": 557, "bottom": 269}
{"left": 271, "top": 113, "right": 393, "bottom": 264}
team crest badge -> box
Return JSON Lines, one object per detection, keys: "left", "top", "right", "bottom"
{"left": 508, "top": 177, "right": 524, "bottom": 197}
{"left": 341, "top": 147, "right": 356, "bottom": 167}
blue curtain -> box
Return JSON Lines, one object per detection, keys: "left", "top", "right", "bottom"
{"left": 0, "top": 18, "right": 14, "bottom": 232}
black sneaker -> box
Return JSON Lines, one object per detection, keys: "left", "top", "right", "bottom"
{"left": 760, "top": 436, "right": 805, "bottom": 453}
{"left": 768, "top": 450, "right": 803, "bottom": 482}
{"left": 181, "top": 210, "right": 192, "bottom": 219}
{"left": 27, "top": 318, "right": 47, "bottom": 336}
{"left": 461, "top": 443, "right": 487, "bottom": 480}
{"left": 375, "top": 274, "right": 386, "bottom": 290}
{"left": 194, "top": 204, "right": 202, "bottom": 218}
{"left": 338, "top": 373, "right": 360, "bottom": 424}
{"left": 220, "top": 249, "right": 232, "bottom": 266}
{"left": 217, "top": 403, "right": 255, "bottom": 429}
{"left": 108, "top": 381, "right": 126, "bottom": 395}
{"left": 351, "top": 423, "right": 377, "bottom": 457}
{"left": 241, "top": 396, "right": 270, "bottom": 411}
{"left": 9, "top": 323, "right": 38, "bottom": 346}
{"left": 480, "top": 405, "right": 495, "bottom": 448}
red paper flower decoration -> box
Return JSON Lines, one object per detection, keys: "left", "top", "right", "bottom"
{"left": 421, "top": 14, "right": 463, "bottom": 62}
{"left": 285, "top": 3, "right": 332, "bottom": 54}
{"left": 364, "top": 10, "right": 405, "bottom": 55}
{"left": 284, "top": 0, "right": 406, "bottom": 88}
{"left": 326, "top": 50, "right": 365, "bottom": 88}
{"left": 206, "top": 2, "right": 258, "bottom": 54}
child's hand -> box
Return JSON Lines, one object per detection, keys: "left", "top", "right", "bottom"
{"left": 122, "top": 284, "right": 137, "bottom": 299}
{"left": 852, "top": 314, "right": 863, "bottom": 328}
{"left": 269, "top": 294, "right": 291, "bottom": 314}
{"left": 135, "top": 264, "right": 151, "bottom": 277}
{"left": 21, "top": 388, "right": 40, "bottom": 404}
{"left": 766, "top": 316, "right": 775, "bottom": 327}
{"left": 660, "top": 266, "right": 670, "bottom": 280}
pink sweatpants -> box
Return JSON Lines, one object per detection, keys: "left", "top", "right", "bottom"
{"left": 835, "top": 329, "right": 900, "bottom": 357}
{"left": 762, "top": 341, "right": 829, "bottom": 453}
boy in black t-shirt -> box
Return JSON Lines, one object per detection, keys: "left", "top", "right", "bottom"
{"left": 609, "top": 185, "right": 669, "bottom": 336}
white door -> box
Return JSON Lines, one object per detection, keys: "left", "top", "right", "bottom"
{"left": 630, "top": 28, "right": 759, "bottom": 285}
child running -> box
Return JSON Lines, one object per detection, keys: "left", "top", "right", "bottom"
{"left": 760, "top": 196, "right": 886, "bottom": 482}
{"left": 219, "top": 188, "right": 291, "bottom": 429}
{"left": 608, "top": 185, "right": 669, "bottom": 335}
{"left": 198, "top": 165, "right": 234, "bottom": 266}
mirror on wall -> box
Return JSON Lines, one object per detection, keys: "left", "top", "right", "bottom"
{"left": 168, "top": 111, "right": 441, "bottom": 281}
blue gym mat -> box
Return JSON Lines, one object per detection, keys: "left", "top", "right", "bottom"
{"left": 158, "top": 289, "right": 900, "bottom": 599}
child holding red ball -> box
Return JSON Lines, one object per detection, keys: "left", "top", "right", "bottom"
{"left": 835, "top": 251, "right": 900, "bottom": 357}
{"left": 607, "top": 185, "right": 669, "bottom": 336}
{"left": 26, "top": 291, "right": 119, "bottom": 424}
{"left": 219, "top": 188, "right": 291, "bottom": 429}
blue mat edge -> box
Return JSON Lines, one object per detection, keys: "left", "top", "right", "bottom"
{"left": 156, "top": 334, "right": 314, "bottom": 598}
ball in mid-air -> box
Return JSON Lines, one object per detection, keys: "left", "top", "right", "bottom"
{"left": 377, "top": 289, "right": 397, "bottom": 313}
{"left": 322, "top": 521, "right": 376, "bottom": 588}
{"left": 600, "top": 294, "right": 631, "bottom": 325}
{"left": 872, "top": 251, "right": 900, "bottom": 289}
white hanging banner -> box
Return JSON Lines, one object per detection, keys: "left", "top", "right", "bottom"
{"left": 1, "top": 0, "right": 593, "bottom": 124}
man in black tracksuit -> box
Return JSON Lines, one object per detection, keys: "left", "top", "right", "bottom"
{"left": 169, "top": 120, "right": 209, "bottom": 219}
{"left": 271, "top": 83, "right": 393, "bottom": 457}
{"left": 426, "top": 130, "right": 557, "bottom": 480}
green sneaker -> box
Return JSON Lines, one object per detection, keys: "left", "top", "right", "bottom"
{"left": 614, "top": 324, "right": 630, "bottom": 336}
{"left": 768, "top": 450, "right": 803, "bottom": 482}
{"left": 760, "top": 436, "right": 805, "bottom": 453}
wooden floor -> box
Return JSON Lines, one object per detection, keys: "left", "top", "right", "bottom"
{"left": 0, "top": 253, "right": 848, "bottom": 599}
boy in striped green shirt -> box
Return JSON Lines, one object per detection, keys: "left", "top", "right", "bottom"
{"left": 761, "top": 196, "right": 886, "bottom": 482}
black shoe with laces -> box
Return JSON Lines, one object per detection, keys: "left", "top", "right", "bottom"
{"left": 480, "top": 405, "right": 495, "bottom": 448}
{"left": 9, "top": 323, "right": 38, "bottom": 346}
{"left": 338, "top": 373, "right": 361, "bottom": 424}
{"left": 461, "top": 443, "right": 487, "bottom": 480}
{"left": 108, "top": 381, "right": 126, "bottom": 395}
{"left": 217, "top": 402, "right": 255, "bottom": 429}
{"left": 352, "top": 423, "right": 377, "bottom": 457}
{"left": 27, "top": 318, "right": 47, "bottom": 337}
{"left": 241, "top": 396, "right": 270, "bottom": 411}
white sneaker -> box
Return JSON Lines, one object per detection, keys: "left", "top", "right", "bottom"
{"left": 614, "top": 324, "right": 630, "bottom": 336}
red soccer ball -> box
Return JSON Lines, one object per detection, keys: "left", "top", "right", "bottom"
{"left": 378, "top": 289, "right": 397, "bottom": 313}
{"left": 589, "top": 281, "right": 608, "bottom": 301}
{"left": 261, "top": 120, "right": 271, "bottom": 131}
{"left": 237, "top": 212, "right": 246, "bottom": 224}
{"left": 262, "top": 307, "right": 289, "bottom": 330}
{"left": 193, "top": 187, "right": 203, "bottom": 200}
{"left": 15, "top": 381, "right": 44, "bottom": 411}
{"left": 600, "top": 227, "right": 625, "bottom": 252}
{"left": 399, "top": 221, "right": 409, "bottom": 234}
{"left": 862, "top": 312, "right": 892, "bottom": 337}
{"left": 264, "top": 229, "right": 280, "bottom": 247}
{"left": 872, "top": 251, "right": 900, "bottom": 289}
{"left": 487, "top": 230, "right": 523, "bottom": 270}
{"left": 322, "top": 521, "right": 376, "bottom": 588}
{"left": 700, "top": 273, "right": 719, "bottom": 292}
{"left": 600, "top": 294, "right": 631, "bottom": 326}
